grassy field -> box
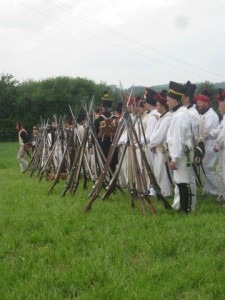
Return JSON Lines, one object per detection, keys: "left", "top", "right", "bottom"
{"left": 0, "top": 142, "right": 225, "bottom": 299}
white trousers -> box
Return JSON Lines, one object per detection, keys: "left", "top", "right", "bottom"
{"left": 215, "top": 148, "right": 225, "bottom": 197}
{"left": 17, "top": 145, "right": 28, "bottom": 172}
{"left": 153, "top": 150, "right": 172, "bottom": 197}
{"left": 202, "top": 139, "right": 218, "bottom": 195}
{"left": 118, "top": 145, "right": 128, "bottom": 186}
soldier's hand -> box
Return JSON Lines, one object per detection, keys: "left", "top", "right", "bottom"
{"left": 213, "top": 145, "right": 219, "bottom": 152}
{"left": 169, "top": 161, "right": 177, "bottom": 170}
{"left": 24, "top": 143, "right": 30, "bottom": 152}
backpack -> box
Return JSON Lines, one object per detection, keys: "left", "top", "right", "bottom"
{"left": 98, "top": 116, "right": 118, "bottom": 141}
{"left": 193, "top": 114, "right": 205, "bottom": 165}
{"left": 193, "top": 141, "right": 205, "bottom": 165}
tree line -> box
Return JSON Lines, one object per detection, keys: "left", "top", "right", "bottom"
{"left": 0, "top": 74, "right": 120, "bottom": 141}
{"left": 0, "top": 73, "right": 224, "bottom": 141}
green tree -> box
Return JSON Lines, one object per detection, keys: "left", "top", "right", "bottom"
{"left": 15, "top": 76, "right": 111, "bottom": 135}
{"left": 0, "top": 74, "right": 18, "bottom": 141}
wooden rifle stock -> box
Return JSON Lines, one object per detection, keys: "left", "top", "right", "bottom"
{"left": 121, "top": 90, "right": 172, "bottom": 210}
{"left": 126, "top": 116, "right": 156, "bottom": 215}
{"left": 39, "top": 131, "right": 62, "bottom": 182}
{"left": 48, "top": 129, "right": 74, "bottom": 194}
{"left": 71, "top": 138, "right": 89, "bottom": 195}
{"left": 127, "top": 146, "right": 136, "bottom": 208}
{"left": 101, "top": 143, "right": 128, "bottom": 200}
{"left": 133, "top": 130, "right": 172, "bottom": 210}
{"left": 84, "top": 114, "right": 126, "bottom": 212}
{"left": 61, "top": 125, "right": 89, "bottom": 197}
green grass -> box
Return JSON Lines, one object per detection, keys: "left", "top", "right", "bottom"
{"left": 0, "top": 142, "right": 225, "bottom": 299}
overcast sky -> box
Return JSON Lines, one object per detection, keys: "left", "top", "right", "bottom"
{"left": 0, "top": 0, "right": 225, "bottom": 88}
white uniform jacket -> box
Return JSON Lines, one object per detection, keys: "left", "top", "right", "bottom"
{"left": 167, "top": 106, "right": 192, "bottom": 163}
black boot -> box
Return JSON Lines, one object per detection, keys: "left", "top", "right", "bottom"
{"left": 177, "top": 183, "right": 192, "bottom": 214}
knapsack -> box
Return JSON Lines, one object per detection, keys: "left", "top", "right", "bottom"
{"left": 98, "top": 116, "right": 118, "bottom": 141}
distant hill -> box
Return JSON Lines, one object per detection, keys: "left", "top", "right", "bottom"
{"left": 123, "top": 82, "right": 225, "bottom": 96}
{"left": 214, "top": 82, "right": 225, "bottom": 89}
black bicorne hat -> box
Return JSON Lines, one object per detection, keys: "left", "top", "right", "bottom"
{"left": 101, "top": 90, "right": 113, "bottom": 108}
{"left": 216, "top": 88, "right": 225, "bottom": 102}
{"left": 167, "top": 81, "right": 186, "bottom": 101}
{"left": 184, "top": 80, "right": 196, "bottom": 102}
{"left": 201, "top": 89, "right": 212, "bottom": 100}
{"left": 145, "top": 88, "right": 158, "bottom": 106}
{"left": 156, "top": 90, "right": 168, "bottom": 108}
{"left": 138, "top": 101, "right": 145, "bottom": 108}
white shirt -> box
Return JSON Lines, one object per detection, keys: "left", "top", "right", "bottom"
{"left": 143, "top": 109, "right": 160, "bottom": 144}
{"left": 167, "top": 106, "right": 192, "bottom": 162}
{"left": 150, "top": 111, "right": 172, "bottom": 148}
{"left": 202, "top": 107, "right": 219, "bottom": 140}
{"left": 210, "top": 115, "right": 225, "bottom": 149}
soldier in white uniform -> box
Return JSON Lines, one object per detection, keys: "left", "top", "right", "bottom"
{"left": 210, "top": 90, "right": 225, "bottom": 202}
{"left": 16, "top": 122, "right": 30, "bottom": 173}
{"left": 166, "top": 81, "right": 193, "bottom": 213}
{"left": 150, "top": 90, "right": 173, "bottom": 196}
{"left": 196, "top": 91, "right": 219, "bottom": 195}
{"left": 143, "top": 89, "right": 160, "bottom": 195}
{"left": 144, "top": 89, "right": 160, "bottom": 148}
{"left": 173, "top": 81, "right": 199, "bottom": 210}
{"left": 136, "top": 101, "right": 148, "bottom": 142}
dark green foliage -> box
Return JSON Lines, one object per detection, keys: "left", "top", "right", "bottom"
{"left": 195, "top": 81, "right": 217, "bottom": 99}
{"left": 1, "top": 73, "right": 224, "bottom": 142}
{"left": 0, "top": 74, "right": 18, "bottom": 141}
{"left": 15, "top": 76, "right": 109, "bottom": 133}
{"left": 0, "top": 74, "right": 117, "bottom": 141}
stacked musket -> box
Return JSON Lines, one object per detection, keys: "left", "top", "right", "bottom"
{"left": 28, "top": 119, "right": 50, "bottom": 177}
{"left": 39, "top": 117, "right": 68, "bottom": 181}
{"left": 28, "top": 116, "right": 74, "bottom": 181}
{"left": 48, "top": 98, "right": 109, "bottom": 196}
{"left": 26, "top": 93, "right": 172, "bottom": 215}
{"left": 27, "top": 103, "right": 100, "bottom": 194}
{"left": 84, "top": 87, "right": 172, "bottom": 214}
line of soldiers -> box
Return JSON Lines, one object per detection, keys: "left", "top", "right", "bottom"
{"left": 117, "top": 82, "right": 225, "bottom": 213}
{"left": 20, "top": 83, "right": 225, "bottom": 214}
